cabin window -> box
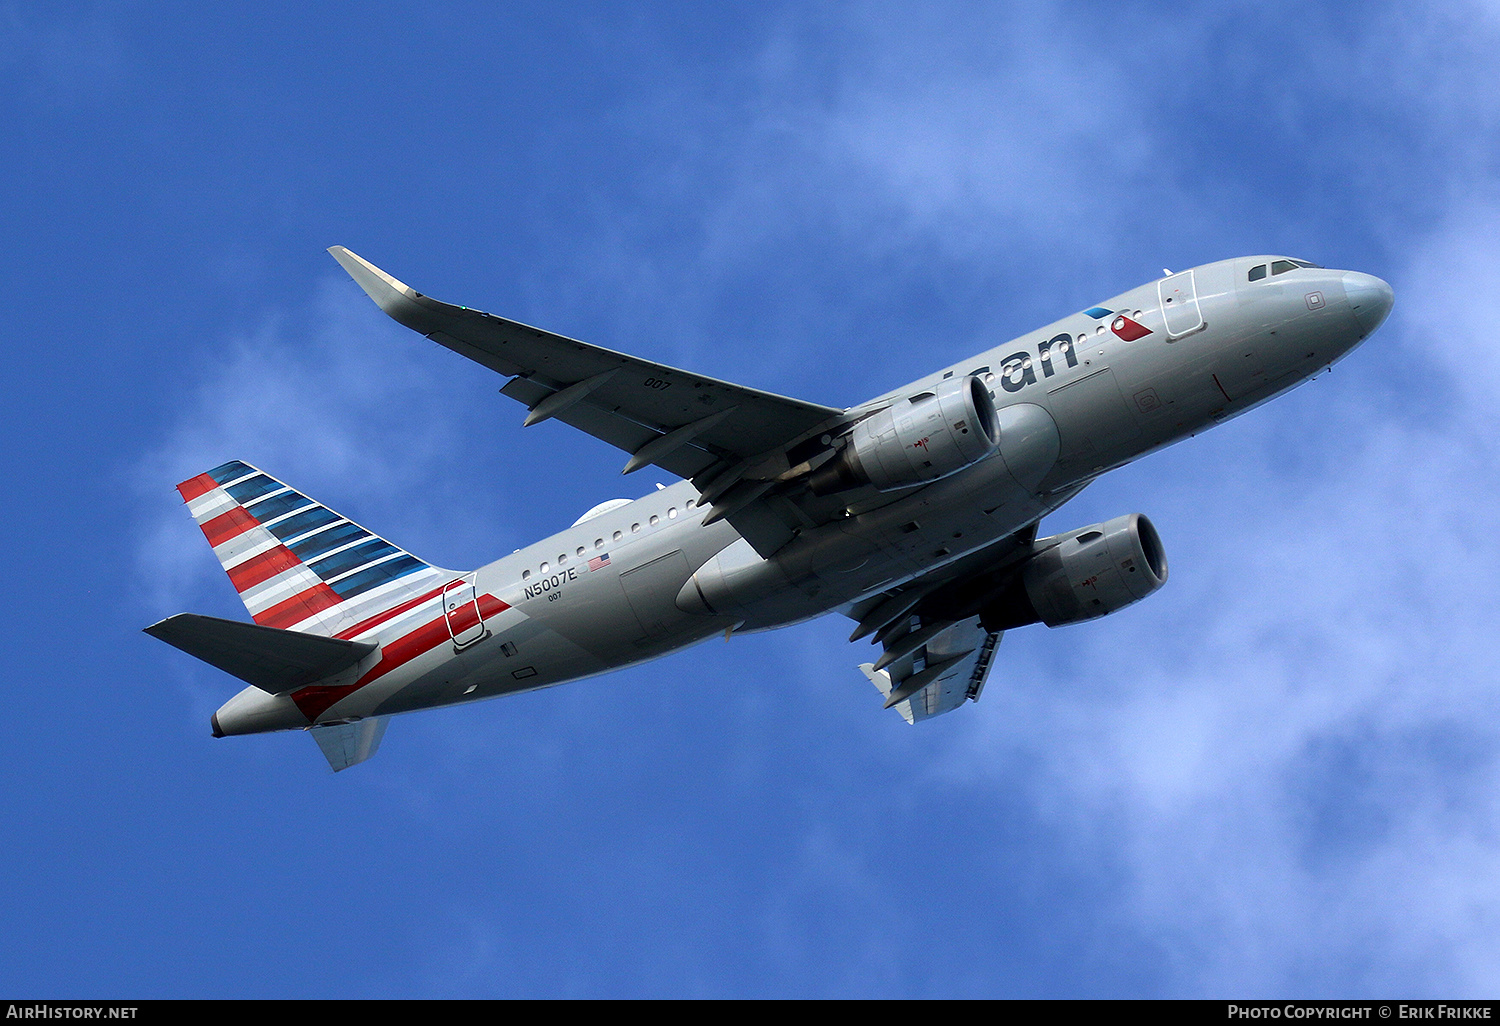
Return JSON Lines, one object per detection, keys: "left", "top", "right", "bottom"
{"left": 577, "top": 546, "right": 585, "bottom": 557}
{"left": 1249, "top": 264, "right": 1267, "bottom": 282}
{"left": 614, "top": 530, "right": 623, "bottom": 541}
{"left": 631, "top": 523, "right": 640, "bottom": 534}
{"left": 595, "top": 538, "right": 604, "bottom": 549}
{"left": 668, "top": 507, "right": 677, "bottom": 519}
{"left": 540, "top": 561, "right": 550, "bottom": 573}
{"left": 558, "top": 554, "right": 567, "bottom": 565}
{"left": 522, "top": 570, "right": 531, "bottom": 580}
{"left": 649, "top": 515, "right": 659, "bottom": 526}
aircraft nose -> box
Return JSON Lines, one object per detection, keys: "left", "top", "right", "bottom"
{"left": 1342, "top": 271, "right": 1394, "bottom": 336}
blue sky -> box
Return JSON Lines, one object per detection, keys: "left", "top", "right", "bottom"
{"left": 5, "top": 0, "right": 1500, "bottom": 998}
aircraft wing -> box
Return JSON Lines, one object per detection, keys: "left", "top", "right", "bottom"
{"left": 860, "top": 617, "right": 1001, "bottom": 723}
{"left": 843, "top": 523, "right": 1042, "bottom": 721}
{"left": 331, "top": 248, "right": 848, "bottom": 553}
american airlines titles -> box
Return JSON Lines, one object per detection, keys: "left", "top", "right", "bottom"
{"left": 998, "top": 333, "right": 1079, "bottom": 392}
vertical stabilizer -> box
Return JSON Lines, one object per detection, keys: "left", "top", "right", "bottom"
{"left": 175, "top": 460, "right": 453, "bottom": 637}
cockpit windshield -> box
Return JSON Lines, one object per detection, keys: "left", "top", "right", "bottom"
{"left": 1249, "top": 258, "right": 1322, "bottom": 282}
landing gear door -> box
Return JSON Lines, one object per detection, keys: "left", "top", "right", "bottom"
{"left": 443, "top": 575, "right": 488, "bottom": 649}
{"left": 1158, "top": 270, "right": 1205, "bottom": 339}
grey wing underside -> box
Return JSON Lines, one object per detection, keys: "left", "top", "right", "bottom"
{"left": 330, "top": 247, "right": 847, "bottom": 554}
{"left": 860, "top": 618, "right": 1002, "bottom": 723}
{"left": 845, "top": 523, "right": 1038, "bottom": 721}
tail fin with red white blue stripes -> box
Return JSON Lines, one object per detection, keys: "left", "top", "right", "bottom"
{"left": 175, "top": 460, "right": 453, "bottom": 637}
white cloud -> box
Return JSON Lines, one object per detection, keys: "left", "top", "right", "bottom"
{"left": 927, "top": 208, "right": 1500, "bottom": 994}
{"left": 1404, "top": 203, "right": 1500, "bottom": 406}
{"left": 819, "top": 9, "right": 1155, "bottom": 254}
{"left": 698, "top": 1, "right": 1500, "bottom": 995}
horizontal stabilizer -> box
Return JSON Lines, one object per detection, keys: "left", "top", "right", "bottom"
{"left": 311, "top": 717, "right": 388, "bottom": 772}
{"left": 144, "top": 613, "right": 376, "bottom": 694}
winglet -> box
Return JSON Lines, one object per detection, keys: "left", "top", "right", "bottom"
{"left": 328, "top": 246, "right": 413, "bottom": 306}
{"left": 328, "top": 246, "right": 445, "bottom": 335}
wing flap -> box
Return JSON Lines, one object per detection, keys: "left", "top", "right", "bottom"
{"left": 145, "top": 613, "right": 377, "bottom": 694}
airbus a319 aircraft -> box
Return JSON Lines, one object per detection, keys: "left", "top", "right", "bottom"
{"left": 146, "top": 249, "right": 1393, "bottom": 770}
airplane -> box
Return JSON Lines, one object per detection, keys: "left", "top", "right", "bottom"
{"left": 145, "top": 249, "right": 1393, "bottom": 771}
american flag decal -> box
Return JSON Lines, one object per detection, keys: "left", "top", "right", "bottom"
{"left": 588, "top": 553, "right": 611, "bottom": 571}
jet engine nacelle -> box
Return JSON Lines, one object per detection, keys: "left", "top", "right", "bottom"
{"left": 982, "top": 514, "right": 1168, "bottom": 630}
{"left": 810, "top": 374, "right": 999, "bottom": 494}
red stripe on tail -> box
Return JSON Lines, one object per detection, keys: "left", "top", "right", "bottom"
{"left": 226, "top": 545, "right": 302, "bottom": 593}
{"left": 200, "top": 507, "right": 260, "bottom": 547}
{"left": 177, "top": 473, "right": 220, "bottom": 503}
{"left": 254, "top": 582, "right": 344, "bottom": 630}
